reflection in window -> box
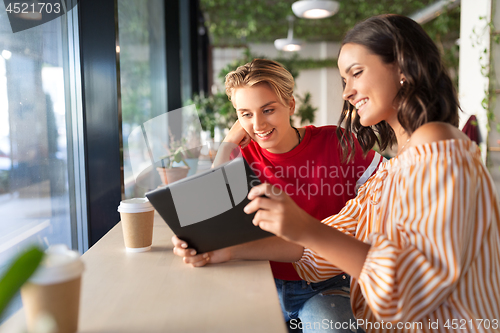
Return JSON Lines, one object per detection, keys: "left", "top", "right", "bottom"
{"left": 118, "top": 0, "right": 168, "bottom": 198}
{"left": 0, "top": 7, "right": 77, "bottom": 322}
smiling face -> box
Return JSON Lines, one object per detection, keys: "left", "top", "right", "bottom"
{"left": 338, "top": 43, "right": 403, "bottom": 128}
{"left": 233, "top": 83, "right": 297, "bottom": 154}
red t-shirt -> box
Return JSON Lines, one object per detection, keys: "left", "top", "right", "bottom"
{"left": 241, "top": 125, "right": 383, "bottom": 280}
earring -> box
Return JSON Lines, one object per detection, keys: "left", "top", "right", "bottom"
{"left": 400, "top": 79, "right": 405, "bottom": 86}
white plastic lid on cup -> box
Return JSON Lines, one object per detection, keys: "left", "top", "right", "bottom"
{"left": 29, "top": 244, "right": 85, "bottom": 285}
{"left": 117, "top": 198, "right": 154, "bottom": 213}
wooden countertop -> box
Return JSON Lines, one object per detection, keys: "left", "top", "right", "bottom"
{"left": 0, "top": 214, "right": 287, "bottom": 333}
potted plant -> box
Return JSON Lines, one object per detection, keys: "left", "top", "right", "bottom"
{"left": 156, "top": 134, "right": 191, "bottom": 185}
{"left": 182, "top": 130, "right": 203, "bottom": 176}
{"left": 156, "top": 147, "right": 190, "bottom": 186}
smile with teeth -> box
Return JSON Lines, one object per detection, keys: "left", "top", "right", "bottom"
{"left": 355, "top": 98, "right": 368, "bottom": 109}
{"left": 255, "top": 129, "right": 274, "bottom": 138}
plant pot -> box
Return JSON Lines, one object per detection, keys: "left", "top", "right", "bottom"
{"left": 156, "top": 166, "right": 190, "bottom": 185}
{"left": 184, "top": 158, "right": 199, "bottom": 176}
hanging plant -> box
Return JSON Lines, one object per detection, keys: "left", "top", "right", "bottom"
{"left": 294, "top": 92, "right": 317, "bottom": 125}
{"left": 199, "top": 0, "right": 453, "bottom": 46}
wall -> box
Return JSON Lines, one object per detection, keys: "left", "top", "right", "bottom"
{"left": 458, "top": 0, "right": 500, "bottom": 194}
{"left": 487, "top": 0, "right": 500, "bottom": 191}
{"left": 458, "top": 0, "right": 491, "bottom": 162}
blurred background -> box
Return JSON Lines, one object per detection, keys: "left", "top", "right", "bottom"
{"left": 0, "top": 0, "right": 498, "bottom": 323}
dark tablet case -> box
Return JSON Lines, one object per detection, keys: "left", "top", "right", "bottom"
{"left": 146, "top": 158, "right": 273, "bottom": 253}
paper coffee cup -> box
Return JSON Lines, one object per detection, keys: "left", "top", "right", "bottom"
{"left": 21, "top": 244, "right": 84, "bottom": 333}
{"left": 118, "top": 198, "right": 155, "bottom": 252}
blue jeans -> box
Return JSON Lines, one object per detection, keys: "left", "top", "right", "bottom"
{"left": 275, "top": 274, "right": 361, "bottom": 333}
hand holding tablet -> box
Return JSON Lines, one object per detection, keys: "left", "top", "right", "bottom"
{"left": 146, "top": 157, "right": 273, "bottom": 253}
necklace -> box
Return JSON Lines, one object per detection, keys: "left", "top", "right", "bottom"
{"left": 292, "top": 126, "right": 301, "bottom": 145}
{"left": 399, "top": 137, "right": 410, "bottom": 153}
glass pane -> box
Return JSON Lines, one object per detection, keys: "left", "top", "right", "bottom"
{"left": 118, "top": 0, "right": 168, "bottom": 199}
{"left": 0, "top": 6, "right": 77, "bottom": 322}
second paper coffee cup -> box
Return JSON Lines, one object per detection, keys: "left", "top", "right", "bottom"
{"left": 21, "top": 244, "right": 84, "bottom": 333}
{"left": 118, "top": 198, "right": 155, "bottom": 252}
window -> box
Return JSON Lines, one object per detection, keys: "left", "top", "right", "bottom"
{"left": 118, "top": 0, "right": 168, "bottom": 198}
{"left": 0, "top": 3, "right": 84, "bottom": 322}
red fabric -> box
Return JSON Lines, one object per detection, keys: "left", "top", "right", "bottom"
{"left": 462, "top": 115, "right": 480, "bottom": 145}
{"left": 241, "top": 125, "right": 382, "bottom": 280}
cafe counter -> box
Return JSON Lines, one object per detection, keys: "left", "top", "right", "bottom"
{"left": 0, "top": 213, "right": 287, "bottom": 333}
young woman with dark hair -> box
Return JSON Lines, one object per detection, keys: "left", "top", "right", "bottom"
{"left": 336, "top": 13, "right": 459, "bottom": 161}
{"left": 245, "top": 15, "right": 500, "bottom": 333}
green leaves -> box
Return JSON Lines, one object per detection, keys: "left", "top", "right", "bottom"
{"left": 294, "top": 92, "right": 317, "bottom": 125}
{"left": 0, "top": 247, "right": 44, "bottom": 316}
{"left": 200, "top": 0, "right": 451, "bottom": 46}
{"left": 186, "top": 92, "right": 236, "bottom": 136}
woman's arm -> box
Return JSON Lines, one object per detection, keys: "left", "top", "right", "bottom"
{"left": 212, "top": 120, "right": 251, "bottom": 168}
{"left": 229, "top": 236, "right": 304, "bottom": 262}
{"left": 244, "top": 183, "right": 370, "bottom": 279}
{"left": 172, "top": 235, "right": 303, "bottom": 267}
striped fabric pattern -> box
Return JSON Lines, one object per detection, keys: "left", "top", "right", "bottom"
{"left": 293, "top": 139, "right": 500, "bottom": 332}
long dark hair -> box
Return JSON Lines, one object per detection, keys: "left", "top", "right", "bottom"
{"left": 336, "top": 14, "right": 460, "bottom": 161}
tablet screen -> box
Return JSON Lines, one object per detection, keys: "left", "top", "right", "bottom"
{"left": 146, "top": 157, "right": 272, "bottom": 253}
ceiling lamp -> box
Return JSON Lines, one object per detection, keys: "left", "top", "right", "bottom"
{"left": 292, "top": 0, "right": 340, "bottom": 19}
{"left": 274, "top": 16, "right": 302, "bottom": 52}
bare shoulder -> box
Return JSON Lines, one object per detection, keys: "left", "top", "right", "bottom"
{"left": 408, "top": 122, "right": 469, "bottom": 148}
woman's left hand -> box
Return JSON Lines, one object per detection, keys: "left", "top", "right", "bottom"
{"left": 244, "top": 183, "right": 317, "bottom": 244}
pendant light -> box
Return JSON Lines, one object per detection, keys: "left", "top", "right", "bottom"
{"left": 292, "top": 0, "right": 340, "bottom": 19}
{"left": 274, "top": 16, "right": 302, "bottom": 52}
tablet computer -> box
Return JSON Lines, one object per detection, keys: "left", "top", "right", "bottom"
{"left": 145, "top": 157, "right": 273, "bottom": 253}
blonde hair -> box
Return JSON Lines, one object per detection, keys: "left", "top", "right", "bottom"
{"left": 225, "top": 59, "right": 295, "bottom": 106}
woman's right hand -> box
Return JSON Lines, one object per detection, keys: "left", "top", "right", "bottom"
{"left": 223, "top": 120, "right": 252, "bottom": 149}
{"left": 171, "top": 235, "right": 231, "bottom": 267}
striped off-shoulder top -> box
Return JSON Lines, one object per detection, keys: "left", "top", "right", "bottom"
{"left": 293, "top": 139, "right": 500, "bottom": 333}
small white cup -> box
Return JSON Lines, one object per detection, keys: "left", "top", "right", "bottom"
{"left": 118, "top": 198, "right": 155, "bottom": 252}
